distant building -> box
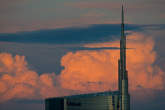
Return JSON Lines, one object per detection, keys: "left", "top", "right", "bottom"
{"left": 45, "top": 5, "right": 130, "bottom": 110}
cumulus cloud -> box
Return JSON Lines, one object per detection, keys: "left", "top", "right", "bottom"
{"left": 0, "top": 53, "right": 69, "bottom": 102}
{"left": 60, "top": 32, "right": 164, "bottom": 92}
{"left": 0, "top": 32, "right": 164, "bottom": 102}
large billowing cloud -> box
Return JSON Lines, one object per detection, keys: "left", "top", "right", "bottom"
{"left": 0, "top": 32, "right": 164, "bottom": 102}
{"left": 0, "top": 53, "right": 67, "bottom": 102}
{"left": 60, "top": 32, "right": 164, "bottom": 92}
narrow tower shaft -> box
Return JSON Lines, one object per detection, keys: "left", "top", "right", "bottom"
{"left": 119, "top": 4, "right": 127, "bottom": 93}
{"left": 120, "top": 5, "right": 126, "bottom": 77}
{"left": 118, "top": 4, "right": 130, "bottom": 110}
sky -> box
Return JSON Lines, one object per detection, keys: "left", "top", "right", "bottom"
{"left": 1, "top": 0, "right": 165, "bottom": 33}
{"left": 0, "top": 0, "right": 165, "bottom": 110}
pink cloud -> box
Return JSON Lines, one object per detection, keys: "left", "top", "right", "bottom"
{"left": 0, "top": 32, "right": 165, "bottom": 102}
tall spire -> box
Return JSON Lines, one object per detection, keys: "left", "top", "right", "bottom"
{"left": 120, "top": 3, "right": 126, "bottom": 80}
{"left": 121, "top": 4, "right": 125, "bottom": 40}
{"left": 122, "top": 5, "right": 124, "bottom": 28}
{"left": 118, "top": 3, "right": 130, "bottom": 110}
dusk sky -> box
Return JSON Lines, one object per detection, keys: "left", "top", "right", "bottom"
{"left": 0, "top": 0, "right": 165, "bottom": 110}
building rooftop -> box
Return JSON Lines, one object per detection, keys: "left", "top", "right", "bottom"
{"left": 46, "top": 91, "right": 119, "bottom": 100}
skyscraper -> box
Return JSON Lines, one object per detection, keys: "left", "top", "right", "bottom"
{"left": 45, "top": 4, "right": 130, "bottom": 110}
{"left": 118, "top": 5, "right": 130, "bottom": 110}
